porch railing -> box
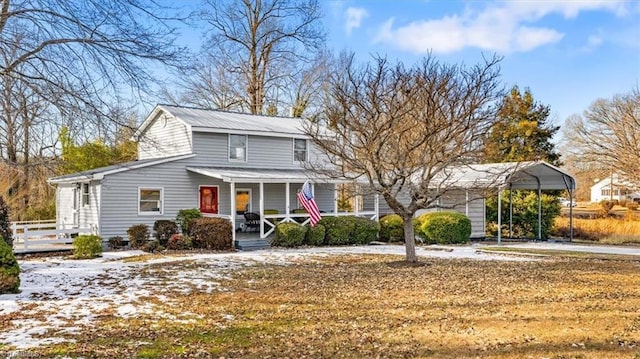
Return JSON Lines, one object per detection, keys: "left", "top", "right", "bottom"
{"left": 11, "top": 221, "right": 95, "bottom": 251}
{"left": 260, "top": 211, "right": 378, "bottom": 238}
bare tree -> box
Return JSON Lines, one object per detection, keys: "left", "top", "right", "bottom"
{"left": 564, "top": 88, "right": 640, "bottom": 186}
{"left": 195, "top": 0, "right": 325, "bottom": 115}
{"left": 306, "top": 55, "right": 503, "bottom": 262}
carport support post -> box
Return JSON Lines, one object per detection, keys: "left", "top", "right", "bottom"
{"left": 497, "top": 190, "right": 502, "bottom": 244}
{"left": 509, "top": 186, "right": 513, "bottom": 238}
{"left": 537, "top": 184, "right": 542, "bottom": 240}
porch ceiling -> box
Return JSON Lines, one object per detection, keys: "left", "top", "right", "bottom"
{"left": 186, "top": 166, "right": 345, "bottom": 183}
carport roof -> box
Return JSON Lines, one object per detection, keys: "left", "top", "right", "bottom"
{"left": 436, "top": 161, "right": 576, "bottom": 191}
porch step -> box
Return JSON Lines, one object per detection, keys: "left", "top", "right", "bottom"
{"left": 235, "top": 239, "right": 271, "bottom": 251}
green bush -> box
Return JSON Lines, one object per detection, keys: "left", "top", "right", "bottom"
{"left": 351, "top": 216, "right": 379, "bottom": 244}
{"left": 379, "top": 214, "right": 404, "bottom": 242}
{"left": 72, "top": 235, "right": 103, "bottom": 259}
{"left": 486, "top": 191, "right": 561, "bottom": 239}
{"left": 318, "top": 216, "right": 354, "bottom": 245}
{"left": 0, "top": 238, "right": 19, "bottom": 294}
{"left": 153, "top": 220, "right": 178, "bottom": 246}
{"left": 305, "top": 224, "right": 325, "bottom": 246}
{"left": 191, "top": 217, "right": 233, "bottom": 250}
{"left": 176, "top": 208, "right": 202, "bottom": 236}
{"left": 273, "top": 222, "right": 307, "bottom": 247}
{"left": 107, "top": 236, "right": 124, "bottom": 250}
{"left": 127, "top": 224, "right": 150, "bottom": 249}
{"left": 417, "top": 211, "right": 471, "bottom": 245}
{"left": 166, "top": 233, "right": 193, "bottom": 250}
{"left": 0, "top": 196, "right": 13, "bottom": 248}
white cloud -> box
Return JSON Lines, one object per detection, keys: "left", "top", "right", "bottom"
{"left": 373, "top": 0, "right": 627, "bottom": 54}
{"left": 344, "top": 7, "right": 369, "bottom": 35}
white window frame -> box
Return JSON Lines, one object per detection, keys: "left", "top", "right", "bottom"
{"left": 82, "top": 183, "right": 90, "bottom": 207}
{"left": 138, "top": 187, "right": 164, "bottom": 215}
{"left": 293, "top": 138, "right": 308, "bottom": 163}
{"left": 235, "top": 188, "right": 252, "bottom": 214}
{"left": 229, "top": 134, "right": 248, "bottom": 162}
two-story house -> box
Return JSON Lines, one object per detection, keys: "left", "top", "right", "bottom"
{"left": 48, "top": 104, "right": 578, "bottom": 246}
{"left": 47, "top": 104, "right": 382, "bottom": 246}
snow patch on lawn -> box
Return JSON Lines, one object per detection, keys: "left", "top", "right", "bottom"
{"left": 0, "top": 244, "right": 529, "bottom": 349}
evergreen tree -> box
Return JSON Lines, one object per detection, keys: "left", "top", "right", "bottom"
{"left": 483, "top": 86, "right": 561, "bottom": 165}
{"left": 0, "top": 196, "right": 13, "bottom": 247}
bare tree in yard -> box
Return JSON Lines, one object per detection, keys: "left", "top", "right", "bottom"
{"left": 0, "top": 0, "right": 183, "bottom": 219}
{"left": 195, "top": 0, "right": 325, "bottom": 115}
{"left": 564, "top": 88, "right": 640, "bottom": 186}
{"left": 306, "top": 55, "right": 503, "bottom": 262}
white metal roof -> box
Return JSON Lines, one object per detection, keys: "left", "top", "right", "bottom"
{"left": 138, "top": 104, "right": 309, "bottom": 138}
{"left": 434, "top": 161, "right": 576, "bottom": 191}
{"left": 186, "top": 166, "right": 348, "bottom": 184}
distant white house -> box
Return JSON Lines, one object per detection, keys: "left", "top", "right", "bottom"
{"left": 590, "top": 174, "right": 640, "bottom": 203}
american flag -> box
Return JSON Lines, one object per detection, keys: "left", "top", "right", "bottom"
{"left": 297, "top": 180, "right": 321, "bottom": 226}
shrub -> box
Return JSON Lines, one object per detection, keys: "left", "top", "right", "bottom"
{"left": 191, "top": 217, "right": 233, "bottom": 250}
{"left": 417, "top": 211, "right": 471, "bottom": 245}
{"left": 0, "top": 238, "right": 19, "bottom": 294}
{"left": 0, "top": 196, "right": 12, "bottom": 248}
{"left": 486, "top": 191, "right": 561, "bottom": 239}
{"left": 108, "top": 236, "right": 124, "bottom": 250}
{"left": 166, "top": 233, "right": 193, "bottom": 250}
{"left": 142, "top": 240, "right": 164, "bottom": 253}
{"left": 379, "top": 214, "right": 404, "bottom": 242}
{"left": 153, "top": 220, "right": 179, "bottom": 246}
{"left": 351, "top": 217, "right": 379, "bottom": 244}
{"left": 600, "top": 200, "right": 616, "bottom": 213}
{"left": 626, "top": 202, "right": 639, "bottom": 211}
{"left": 305, "top": 224, "right": 325, "bottom": 246}
{"left": 72, "top": 235, "right": 103, "bottom": 259}
{"left": 318, "top": 216, "right": 354, "bottom": 245}
{"left": 127, "top": 224, "right": 150, "bottom": 249}
{"left": 176, "top": 208, "right": 202, "bottom": 236}
{"left": 273, "top": 222, "right": 307, "bottom": 247}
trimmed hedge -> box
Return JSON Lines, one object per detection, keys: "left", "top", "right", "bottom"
{"left": 305, "top": 224, "right": 325, "bottom": 246}
{"left": 416, "top": 211, "right": 471, "bottom": 244}
{"left": 352, "top": 216, "right": 380, "bottom": 244}
{"left": 107, "top": 236, "right": 124, "bottom": 250}
{"left": 73, "top": 235, "right": 103, "bottom": 259}
{"left": 153, "top": 220, "right": 179, "bottom": 246}
{"left": 176, "top": 208, "right": 202, "bottom": 236}
{"left": 319, "top": 216, "right": 355, "bottom": 245}
{"left": 0, "top": 238, "right": 19, "bottom": 294}
{"left": 273, "top": 222, "right": 307, "bottom": 247}
{"left": 127, "top": 224, "right": 150, "bottom": 249}
{"left": 379, "top": 214, "right": 404, "bottom": 242}
{"left": 191, "top": 217, "right": 233, "bottom": 250}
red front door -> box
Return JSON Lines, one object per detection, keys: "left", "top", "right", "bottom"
{"left": 199, "top": 186, "right": 219, "bottom": 214}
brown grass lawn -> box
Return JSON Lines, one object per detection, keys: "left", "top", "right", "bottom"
{"left": 10, "top": 254, "right": 640, "bottom": 358}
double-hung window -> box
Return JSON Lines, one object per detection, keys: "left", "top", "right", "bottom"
{"left": 139, "top": 188, "right": 163, "bottom": 215}
{"left": 82, "top": 183, "right": 90, "bottom": 206}
{"left": 293, "top": 138, "right": 307, "bottom": 163}
{"left": 229, "top": 134, "right": 247, "bottom": 162}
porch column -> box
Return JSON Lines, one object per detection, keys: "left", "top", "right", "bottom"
{"left": 285, "top": 182, "right": 291, "bottom": 220}
{"left": 497, "top": 190, "right": 502, "bottom": 244}
{"left": 230, "top": 181, "right": 236, "bottom": 246}
{"left": 334, "top": 184, "right": 338, "bottom": 213}
{"left": 354, "top": 183, "right": 359, "bottom": 216}
{"left": 375, "top": 193, "right": 379, "bottom": 221}
{"left": 509, "top": 185, "right": 513, "bottom": 239}
{"left": 259, "top": 182, "right": 265, "bottom": 238}
{"left": 465, "top": 191, "right": 469, "bottom": 216}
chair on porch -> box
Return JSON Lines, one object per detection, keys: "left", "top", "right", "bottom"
{"left": 243, "top": 212, "right": 260, "bottom": 232}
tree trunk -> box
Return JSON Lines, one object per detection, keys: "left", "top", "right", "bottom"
{"left": 403, "top": 215, "right": 417, "bottom": 262}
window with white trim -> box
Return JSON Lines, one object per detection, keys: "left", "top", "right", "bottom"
{"left": 139, "top": 188, "right": 163, "bottom": 215}
{"left": 293, "top": 138, "right": 307, "bottom": 162}
{"left": 229, "top": 134, "right": 247, "bottom": 161}
{"left": 82, "top": 183, "right": 90, "bottom": 206}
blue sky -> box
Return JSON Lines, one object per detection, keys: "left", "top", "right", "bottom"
{"left": 321, "top": 0, "right": 640, "bottom": 125}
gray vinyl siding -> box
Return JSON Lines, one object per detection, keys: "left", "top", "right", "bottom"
{"left": 98, "top": 157, "right": 231, "bottom": 238}
{"left": 191, "top": 132, "right": 312, "bottom": 169}
{"left": 138, "top": 113, "right": 193, "bottom": 160}
{"left": 314, "top": 183, "right": 335, "bottom": 213}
